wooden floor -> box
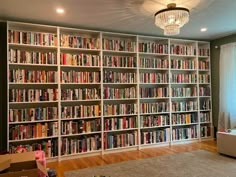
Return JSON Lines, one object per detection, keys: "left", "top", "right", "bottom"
{"left": 47, "top": 140, "right": 217, "bottom": 177}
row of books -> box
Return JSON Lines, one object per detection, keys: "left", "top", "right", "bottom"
{"left": 103, "top": 87, "right": 136, "bottom": 99}
{"left": 170, "top": 44, "right": 196, "bottom": 56}
{"left": 138, "top": 42, "right": 168, "bottom": 54}
{"left": 61, "top": 88, "right": 100, "bottom": 100}
{"left": 60, "top": 53, "right": 100, "bottom": 66}
{"left": 61, "top": 136, "right": 101, "bottom": 155}
{"left": 9, "top": 49, "right": 57, "bottom": 64}
{"left": 61, "top": 119, "right": 101, "bottom": 135}
{"left": 172, "top": 101, "right": 198, "bottom": 112}
{"left": 9, "top": 107, "right": 58, "bottom": 122}
{"left": 9, "top": 69, "right": 57, "bottom": 83}
{"left": 9, "top": 139, "right": 58, "bottom": 157}
{"left": 140, "top": 115, "right": 169, "bottom": 128}
{"left": 103, "top": 104, "right": 137, "bottom": 116}
{"left": 104, "top": 131, "right": 138, "bottom": 149}
{"left": 103, "top": 55, "right": 137, "bottom": 68}
{"left": 171, "top": 73, "right": 197, "bottom": 83}
{"left": 103, "top": 71, "right": 136, "bottom": 83}
{"left": 9, "top": 89, "right": 58, "bottom": 102}
{"left": 199, "top": 74, "right": 210, "bottom": 83}
{"left": 172, "top": 113, "right": 198, "bottom": 125}
{"left": 139, "top": 57, "right": 168, "bottom": 69}
{"left": 199, "top": 87, "right": 211, "bottom": 96}
{"left": 60, "top": 34, "right": 99, "bottom": 49}
{"left": 198, "top": 48, "right": 210, "bottom": 57}
{"left": 172, "top": 126, "right": 198, "bottom": 140}
{"left": 200, "top": 112, "right": 211, "bottom": 122}
{"left": 8, "top": 30, "right": 57, "bottom": 46}
{"left": 170, "top": 59, "right": 197, "bottom": 69}
{"left": 140, "top": 102, "right": 169, "bottom": 114}
{"left": 199, "top": 60, "right": 210, "bottom": 70}
{"left": 200, "top": 100, "right": 211, "bottom": 110}
{"left": 141, "top": 128, "right": 170, "bottom": 144}
{"left": 61, "top": 105, "right": 101, "bottom": 119}
{"left": 9, "top": 122, "right": 58, "bottom": 140}
{"left": 104, "top": 116, "right": 137, "bottom": 131}
{"left": 102, "top": 38, "right": 136, "bottom": 52}
{"left": 61, "top": 71, "right": 100, "bottom": 83}
{"left": 139, "top": 73, "right": 168, "bottom": 83}
{"left": 140, "top": 87, "right": 169, "bottom": 98}
{"left": 200, "top": 126, "right": 211, "bottom": 137}
{"left": 171, "top": 87, "right": 197, "bottom": 97}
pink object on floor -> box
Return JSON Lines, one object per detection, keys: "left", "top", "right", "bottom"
{"left": 34, "top": 150, "right": 47, "bottom": 177}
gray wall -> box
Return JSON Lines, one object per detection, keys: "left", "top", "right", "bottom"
{"left": 210, "top": 34, "right": 236, "bottom": 129}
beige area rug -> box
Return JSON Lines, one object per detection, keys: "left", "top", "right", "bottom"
{"left": 64, "top": 150, "right": 236, "bottom": 177}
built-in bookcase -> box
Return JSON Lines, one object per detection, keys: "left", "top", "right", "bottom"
{"left": 6, "top": 21, "right": 213, "bottom": 161}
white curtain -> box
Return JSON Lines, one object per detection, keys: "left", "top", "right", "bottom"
{"left": 219, "top": 43, "right": 236, "bottom": 130}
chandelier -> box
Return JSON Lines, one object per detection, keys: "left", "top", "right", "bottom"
{"left": 154, "top": 3, "right": 190, "bottom": 36}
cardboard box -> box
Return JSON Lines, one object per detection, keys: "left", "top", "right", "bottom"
{"left": 0, "top": 152, "right": 48, "bottom": 177}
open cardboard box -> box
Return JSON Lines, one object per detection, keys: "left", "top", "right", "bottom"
{"left": 0, "top": 151, "right": 48, "bottom": 177}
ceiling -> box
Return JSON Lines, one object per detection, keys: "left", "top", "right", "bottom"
{"left": 0, "top": 0, "right": 236, "bottom": 41}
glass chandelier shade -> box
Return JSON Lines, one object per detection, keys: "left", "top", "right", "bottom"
{"left": 154, "top": 3, "right": 189, "bottom": 36}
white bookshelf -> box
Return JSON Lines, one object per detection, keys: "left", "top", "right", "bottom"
{"left": 6, "top": 21, "right": 212, "bottom": 161}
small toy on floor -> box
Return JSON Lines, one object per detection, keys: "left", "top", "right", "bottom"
{"left": 47, "top": 168, "right": 57, "bottom": 177}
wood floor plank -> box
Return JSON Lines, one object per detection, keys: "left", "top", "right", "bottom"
{"left": 47, "top": 140, "right": 217, "bottom": 177}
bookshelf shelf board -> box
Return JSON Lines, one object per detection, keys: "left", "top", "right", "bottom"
{"left": 61, "top": 150, "right": 102, "bottom": 158}
{"left": 104, "top": 128, "right": 138, "bottom": 133}
{"left": 103, "top": 83, "right": 137, "bottom": 85}
{"left": 103, "top": 66, "right": 137, "bottom": 70}
{"left": 60, "top": 47, "right": 100, "bottom": 53}
{"left": 171, "top": 96, "right": 198, "bottom": 99}
{"left": 138, "top": 52, "right": 168, "bottom": 56}
{"left": 198, "top": 69, "right": 210, "bottom": 72}
{"left": 199, "top": 83, "right": 211, "bottom": 85}
{"left": 61, "top": 116, "right": 101, "bottom": 121}
{"left": 170, "top": 83, "right": 197, "bottom": 85}
{"left": 9, "top": 63, "right": 58, "bottom": 68}
{"left": 9, "top": 136, "right": 58, "bottom": 143}
{"left": 102, "top": 50, "right": 136, "bottom": 55}
{"left": 139, "top": 68, "right": 169, "bottom": 71}
{"left": 199, "top": 96, "right": 211, "bottom": 98}
{"left": 9, "top": 101, "right": 58, "bottom": 105}
{"left": 103, "top": 98, "right": 137, "bottom": 101}
{"left": 172, "top": 138, "right": 198, "bottom": 143}
{"left": 140, "top": 97, "right": 169, "bottom": 100}
{"left": 170, "top": 54, "right": 196, "bottom": 58}
{"left": 200, "top": 109, "right": 211, "bottom": 112}
{"left": 60, "top": 65, "right": 100, "bottom": 69}
{"left": 9, "top": 43, "right": 57, "bottom": 50}
{"left": 201, "top": 136, "right": 212, "bottom": 139}
{"left": 198, "top": 56, "right": 210, "bottom": 58}
{"left": 140, "top": 112, "right": 170, "bottom": 116}
{"left": 141, "top": 141, "right": 170, "bottom": 146}
{"left": 9, "top": 119, "right": 59, "bottom": 124}
{"left": 171, "top": 110, "right": 198, "bottom": 113}
{"left": 104, "top": 145, "right": 138, "bottom": 151}
{"left": 61, "top": 131, "right": 102, "bottom": 137}
{"left": 103, "top": 114, "right": 138, "bottom": 118}
{"left": 61, "top": 99, "right": 101, "bottom": 103}
{"left": 61, "top": 83, "right": 101, "bottom": 85}
{"left": 172, "top": 123, "right": 198, "bottom": 127}
{"left": 46, "top": 156, "right": 59, "bottom": 162}
{"left": 170, "top": 69, "right": 197, "bottom": 72}
{"left": 140, "top": 125, "right": 170, "bottom": 129}
{"left": 9, "top": 82, "right": 58, "bottom": 89}
{"left": 139, "top": 83, "right": 169, "bottom": 85}
{"left": 200, "top": 121, "right": 212, "bottom": 124}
